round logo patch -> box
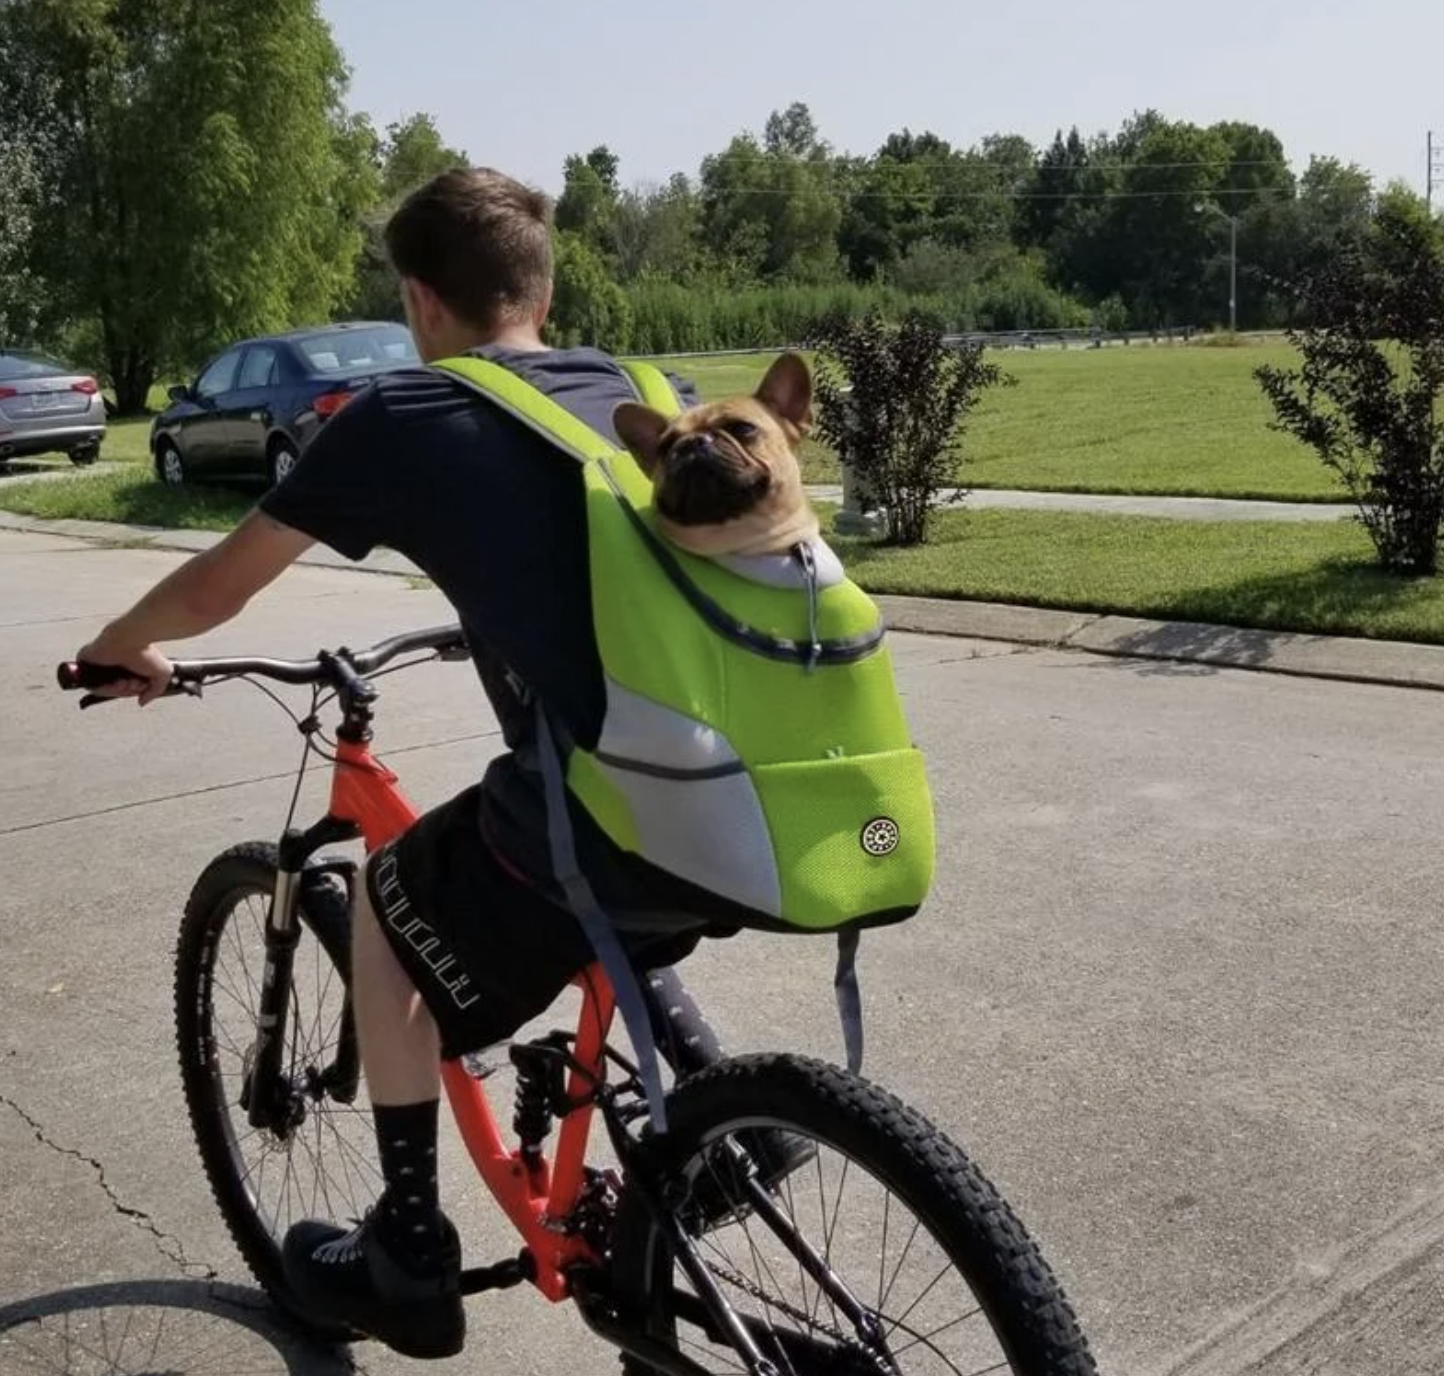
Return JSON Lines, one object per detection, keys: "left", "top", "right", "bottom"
{"left": 860, "top": 817, "right": 901, "bottom": 857}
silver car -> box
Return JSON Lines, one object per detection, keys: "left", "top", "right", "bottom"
{"left": 0, "top": 349, "right": 106, "bottom": 468}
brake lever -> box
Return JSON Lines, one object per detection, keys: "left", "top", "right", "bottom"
{"left": 77, "top": 681, "right": 204, "bottom": 710}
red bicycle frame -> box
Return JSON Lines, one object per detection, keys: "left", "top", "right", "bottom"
{"left": 328, "top": 734, "right": 617, "bottom": 1303}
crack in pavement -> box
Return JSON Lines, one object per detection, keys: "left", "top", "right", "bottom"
{"left": 0, "top": 1093, "right": 218, "bottom": 1282}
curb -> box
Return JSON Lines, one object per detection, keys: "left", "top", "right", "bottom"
{"left": 874, "top": 595, "right": 1444, "bottom": 694}
{"left": 7, "top": 508, "right": 1444, "bottom": 695}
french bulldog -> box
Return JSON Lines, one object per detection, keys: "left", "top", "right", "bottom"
{"left": 612, "top": 352, "right": 821, "bottom": 558}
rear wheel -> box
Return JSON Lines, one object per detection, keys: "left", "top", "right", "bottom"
{"left": 174, "top": 842, "right": 375, "bottom": 1341}
{"left": 614, "top": 1055, "right": 1096, "bottom": 1376}
{"left": 69, "top": 443, "right": 100, "bottom": 466}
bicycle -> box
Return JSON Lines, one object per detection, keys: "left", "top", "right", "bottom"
{"left": 59, "top": 623, "right": 1098, "bottom": 1376}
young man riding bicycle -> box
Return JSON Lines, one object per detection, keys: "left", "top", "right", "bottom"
{"left": 75, "top": 167, "right": 736, "bottom": 1356}
{"left": 75, "top": 165, "right": 935, "bottom": 1361}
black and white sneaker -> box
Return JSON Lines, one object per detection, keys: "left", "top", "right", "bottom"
{"left": 281, "top": 1208, "right": 464, "bottom": 1359}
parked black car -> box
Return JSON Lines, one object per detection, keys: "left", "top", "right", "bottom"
{"left": 150, "top": 322, "right": 419, "bottom": 487}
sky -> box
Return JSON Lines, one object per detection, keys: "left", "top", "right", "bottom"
{"left": 319, "top": 0, "right": 1444, "bottom": 198}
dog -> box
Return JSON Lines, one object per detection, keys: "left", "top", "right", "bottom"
{"left": 612, "top": 352, "right": 821, "bottom": 559}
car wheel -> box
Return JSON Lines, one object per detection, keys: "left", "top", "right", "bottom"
{"left": 156, "top": 441, "right": 186, "bottom": 486}
{"left": 69, "top": 444, "right": 100, "bottom": 466}
{"left": 268, "top": 439, "right": 299, "bottom": 487}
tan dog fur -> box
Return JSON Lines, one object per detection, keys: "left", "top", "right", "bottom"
{"left": 613, "top": 352, "right": 821, "bottom": 559}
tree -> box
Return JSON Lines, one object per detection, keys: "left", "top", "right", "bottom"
{"left": 548, "top": 231, "right": 631, "bottom": 349}
{"left": 700, "top": 107, "right": 841, "bottom": 283}
{"left": 556, "top": 145, "right": 622, "bottom": 258}
{"left": 764, "top": 102, "right": 824, "bottom": 159}
{"left": 5, "top": 0, "right": 368, "bottom": 412}
{"left": 379, "top": 112, "right": 467, "bottom": 201}
{"left": 1092, "top": 120, "right": 1231, "bottom": 326}
{"left": 612, "top": 174, "right": 702, "bottom": 281}
{"left": 0, "top": 132, "right": 49, "bottom": 343}
{"left": 809, "top": 312, "right": 1012, "bottom": 545}
{"left": 839, "top": 150, "right": 940, "bottom": 280}
{"left": 1256, "top": 205, "right": 1444, "bottom": 573}
{"left": 348, "top": 112, "right": 465, "bottom": 321}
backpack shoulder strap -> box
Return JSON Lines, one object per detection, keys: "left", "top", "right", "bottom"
{"left": 616, "top": 359, "right": 684, "bottom": 418}
{"left": 431, "top": 355, "right": 616, "bottom": 466}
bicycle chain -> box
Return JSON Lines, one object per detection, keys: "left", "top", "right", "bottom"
{"left": 706, "top": 1259, "right": 900, "bottom": 1374}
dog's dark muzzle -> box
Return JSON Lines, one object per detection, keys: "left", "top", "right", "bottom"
{"left": 657, "top": 437, "right": 770, "bottom": 525}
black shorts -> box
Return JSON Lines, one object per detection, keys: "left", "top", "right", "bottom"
{"left": 365, "top": 783, "right": 706, "bottom": 1058}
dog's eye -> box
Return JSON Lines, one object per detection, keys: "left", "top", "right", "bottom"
{"left": 722, "top": 420, "right": 759, "bottom": 441}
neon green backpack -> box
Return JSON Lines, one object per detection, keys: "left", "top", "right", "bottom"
{"left": 434, "top": 354, "right": 936, "bottom": 1119}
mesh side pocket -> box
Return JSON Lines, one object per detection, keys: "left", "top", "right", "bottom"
{"left": 750, "top": 747, "right": 935, "bottom": 930}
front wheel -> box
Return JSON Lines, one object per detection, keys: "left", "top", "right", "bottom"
{"left": 267, "top": 438, "right": 299, "bottom": 487}
{"left": 613, "top": 1054, "right": 1097, "bottom": 1376}
{"left": 155, "top": 440, "right": 185, "bottom": 486}
{"left": 174, "top": 842, "right": 376, "bottom": 1340}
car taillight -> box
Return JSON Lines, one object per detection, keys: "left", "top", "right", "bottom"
{"left": 0, "top": 387, "right": 16, "bottom": 400}
{"left": 314, "top": 390, "right": 353, "bottom": 419}
{"left": 71, "top": 378, "right": 99, "bottom": 395}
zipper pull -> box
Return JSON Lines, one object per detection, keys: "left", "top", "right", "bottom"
{"left": 794, "top": 542, "right": 822, "bottom": 674}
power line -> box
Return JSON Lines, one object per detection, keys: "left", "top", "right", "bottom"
{"left": 696, "top": 150, "right": 1291, "bottom": 174}
{"left": 692, "top": 183, "right": 1295, "bottom": 204}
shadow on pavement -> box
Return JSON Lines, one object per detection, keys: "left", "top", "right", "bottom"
{"left": 1100, "top": 619, "right": 1291, "bottom": 678}
{"left": 0, "top": 1278, "right": 353, "bottom": 1375}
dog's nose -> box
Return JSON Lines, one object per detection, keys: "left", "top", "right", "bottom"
{"left": 672, "top": 432, "right": 718, "bottom": 463}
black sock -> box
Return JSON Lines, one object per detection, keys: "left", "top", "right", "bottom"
{"left": 372, "top": 1100, "right": 442, "bottom": 1269}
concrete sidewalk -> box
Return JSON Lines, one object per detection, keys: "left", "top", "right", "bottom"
{"left": 4, "top": 506, "right": 1440, "bottom": 697}
{"left": 805, "top": 484, "right": 1354, "bottom": 522}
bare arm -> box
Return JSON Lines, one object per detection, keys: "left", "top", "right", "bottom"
{"left": 77, "top": 509, "right": 315, "bottom": 702}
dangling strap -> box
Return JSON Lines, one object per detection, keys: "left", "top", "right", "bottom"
{"left": 533, "top": 704, "right": 670, "bottom": 1131}
{"left": 834, "top": 928, "right": 865, "bottom": 1074}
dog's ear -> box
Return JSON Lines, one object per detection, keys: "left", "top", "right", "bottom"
{"left": 755, "top": 352, "right": 813, "bottom": 434}
{"left": 613, "top": 402, "right": 670, "bottom": 477}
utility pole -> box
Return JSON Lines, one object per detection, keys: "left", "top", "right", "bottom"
{"left": 1194, "top": 200, "right": 1239, "bottom": 333}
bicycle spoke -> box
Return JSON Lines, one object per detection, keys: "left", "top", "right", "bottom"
{"left": 886, "top": 1310, "right": 988, "bottom": 1372}
{"left": 882, "top": 1256, "right": 965, "bottom": 1343}
{"left": 879, "top": 1212, "right": 923, "bottom": 1314}
{"left": 878, "top": 1187, "right": 891, "bottom": 1312}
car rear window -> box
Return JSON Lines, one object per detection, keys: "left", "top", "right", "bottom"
{"left": 0, "top": 351, "right": 70, "bottom": 381}
{"left": 297, "top": 326, "right": 418, "bottom": 374}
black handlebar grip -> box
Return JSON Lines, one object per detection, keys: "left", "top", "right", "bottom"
{"left": 56, "top": 660, "right": 135, "bottom": 691}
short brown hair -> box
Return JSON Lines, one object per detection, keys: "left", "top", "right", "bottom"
{"left": 384, "top": 167, "right": 554, "bottom": 329}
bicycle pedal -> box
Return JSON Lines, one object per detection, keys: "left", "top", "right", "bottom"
{"left": 459, "top": 1250, "right": 534, "bottom": 1295}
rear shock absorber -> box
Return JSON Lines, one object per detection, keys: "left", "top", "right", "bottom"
{"left": 509, "top": 1034, "right": 570, "bottom": 1167}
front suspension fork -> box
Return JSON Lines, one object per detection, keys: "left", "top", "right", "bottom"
{"left": 245, "top": 816, "right": 361, "bottom": 1132}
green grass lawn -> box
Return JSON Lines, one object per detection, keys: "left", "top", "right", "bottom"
{"left": 827, "top": 507, "right": 1444, "bottom": 645}
{"left": 0, "top": 463, "right": 254, "bottom": 529}
{"left": 11, "top": 343, "right": 1436, "bottom": 645}
{"left": 655, "top": 342, "right": 1344, "bottom": 501}
{"left": 101, "top": 415, "right": 154, "bottom": 464}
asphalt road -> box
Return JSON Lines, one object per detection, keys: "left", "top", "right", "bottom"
{"left": 4, "top": 529, "right": 1444, "bottom": 1376}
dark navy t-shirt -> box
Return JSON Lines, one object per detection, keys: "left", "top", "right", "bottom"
{"left": 259, "top": 345, "right": 716, "bottom": 916}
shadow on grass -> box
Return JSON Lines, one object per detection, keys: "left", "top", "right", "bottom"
{"left": 0, "top": 468, "right": 256, "bottom": 532}
{"left": 95, "top": 479, "right": 256, "bottom": 531}
{"left": 1101, "top": 555, "right": 1444, "bottom": 677}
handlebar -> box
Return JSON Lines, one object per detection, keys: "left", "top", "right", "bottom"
{"left": 57, "top": 623, "right": 469, "bottom": 708}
